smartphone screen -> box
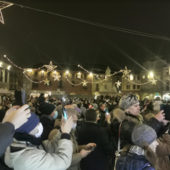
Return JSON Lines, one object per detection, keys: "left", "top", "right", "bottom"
{"left": 105, "top": 109, "right": 109, "bottom": 115}
{"left": 63, "top": 108, "right": 68, "bottom": 121}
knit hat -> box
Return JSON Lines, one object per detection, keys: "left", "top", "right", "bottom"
{"left": 92, "top": 103, "right": 98, "bottom": 110}
{"left": 15, "top": 113, "right": 39, "bottom": 134}
{"left": 39, "top": 103, "right": 55, "bottom": 115}
{"left": 132, "top": 124, "right": 157, "bottom": 147}
{"left": 119, "top": 94, "right": 139, "bottom": 110}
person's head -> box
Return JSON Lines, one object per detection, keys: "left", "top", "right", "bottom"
{"left": 39, "top": 103, "right": 58, "bottom": 119}
{"left": 15, "top": 113, "right": 43, "bottom": 138}
{"left": 99, "top": 102, "right": 105, "bottom": 111}
{"left": 65, "top": 108, "right": 78, "bottom": 129}
{"left": 119, "top": 94, "right": 140, "bottom": 115}
{"left": 132, "top": 124, "right": 158, "bottom": 153}
{"left": 85, "top": 109, "right": 98, "bottom": 122}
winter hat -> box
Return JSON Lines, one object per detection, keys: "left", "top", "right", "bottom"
{"left": 92, "top": 103, "right": 98, "bottom": 110}
{"left": 39, "top": 103, "right": 55, "bottom": 115}
{"left": 119, "top": 94, "right": 139, "bottom": 110}
{"left": 132, "top": 124, "right": 157, "bottom": 147}
{"left": 15, "top": 113, "right": 39, "bottom": 134}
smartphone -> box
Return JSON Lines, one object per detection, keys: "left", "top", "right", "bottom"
{"left": 63, "top": 108, "right": 68, "bottom": 121}
{"left": 105, "top": 109, "right": 109, "bottom": 115}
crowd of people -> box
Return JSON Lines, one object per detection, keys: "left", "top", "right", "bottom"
{"left": 0, "top": 91, "right": 170, "bottom": 170}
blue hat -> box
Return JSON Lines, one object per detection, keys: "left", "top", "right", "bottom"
{"left": 15, "top": 113, "right": 39, "bottom": 134}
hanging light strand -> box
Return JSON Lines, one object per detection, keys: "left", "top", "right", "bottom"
{"left": 127, "top": 79, "right": 152, "bottom": 85}
{"left": 65, "top": 76, "right": 82, "bottom": 86}
{"left": 4, "top": 55, "right": 44, "bottom": 70}
{"left": 23, "top": 71, "right": 44, "bottom": 83}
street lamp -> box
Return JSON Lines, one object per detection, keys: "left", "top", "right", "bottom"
{"left": 130, "top": 75, "right": 133, "bottom": 80}
{"left": 150, "top": 72, "right": 154, "bottom": 78}
{"left": 66, "top": 70, "right": 69, "bottom": 74}
{"left": 90, "top": 72, "right": 93, "bottom": 76}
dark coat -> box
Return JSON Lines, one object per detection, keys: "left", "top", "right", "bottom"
{"left": 77, "top": 122, "right": 115, "bottom": 170}
{"left": 111, "top": 108, "right": 169, "bottom": 150}
{"left": 98, "top": 108, "right": 106, "bottom": 127}
{"left": 0, "top": 122, "right": 15, "bottom": 156}
{"left": 0, "top": 122, "right": 14, "bottom": 170}
{"left": 116, "top": 153, "right": 155, "bottom": 170}
{"left": 40, "top": 116, "right": 54, "bottom": 140}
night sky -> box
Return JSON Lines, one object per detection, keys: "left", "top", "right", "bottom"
{"left": 1, "top": 0, "right": 170, "bottom": 71}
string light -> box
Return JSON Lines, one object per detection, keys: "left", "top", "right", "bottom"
{"left": 23, "top": 71, "right": 44, "bottom": 83}
{"left": 4, "top": 55, "right": 44, "bottom": 70}
{"left": 65, "top": 76, "right": 82, "bottom": 86}
{"left": 0, "top": 1, "right": 13, "bottom": 24}
{"left": 127, "top": 79, "right": 152, "bottom": 85}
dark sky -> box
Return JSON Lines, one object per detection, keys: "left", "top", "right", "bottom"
{"left": 1, "top": 0, "right": 170, "bottom": 71}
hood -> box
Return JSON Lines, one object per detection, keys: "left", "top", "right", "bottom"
{"left": 112, "top": 108, "right": 143, "bottom": 124}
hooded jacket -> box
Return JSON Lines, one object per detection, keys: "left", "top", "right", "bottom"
{"left": 5, "top": 131, "right": 73, "bottom": 170}
{"left": 116, "top": 146, "right": 155, "bottom": 170}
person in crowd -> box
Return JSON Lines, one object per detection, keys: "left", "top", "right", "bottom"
{"left": 116, "top": 124, "right": 159, "bottom": 170}
{"left": 39, "top": 103, "right": 58, "bottom": 140}
{"left": 156, "top": 129, "right": 170, "bottom": 170}
{"left": 98, "top": 102, "right": 107, "bottom": 127}
{"left": 110, "top": 94, "right": 169, "bottom": 154}
{"left": 0, "top": 105, "right": 31, "bottom": 156}
{"left": 5, "top": 112, "right": 74, "bottom": 170}
{"left": 77, "top": 109, "right": 114, "bottom": 170}
{"left": 49, "top": 108, "right": 95, "bottom": 170}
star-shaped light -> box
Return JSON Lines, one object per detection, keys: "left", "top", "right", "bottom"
{"left": 151, "top": 79, "right": 157, "bottom": 85}
{"left": 82, "top": 80, "right": 87, "bottom": 87}
{"left": 121, "top": 66, "right": 131, "bottom": 79}
{"left": 43, "top": 78, "right": 50, "bottom": 85}
{"left": 115, "top": 80, "right": 122, "bottom": 88}
{"left": 53, "top": 75, "right": 61, "bottom": 81}
{"left": 0, "top": 1, "right": 13, "bottom": 24}
{"left": 44, "top": 61, "right": 57, "bottom": 73}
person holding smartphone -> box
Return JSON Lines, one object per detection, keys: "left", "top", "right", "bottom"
{"left": 49, "top": 108, "right": 96, "bottom": 170}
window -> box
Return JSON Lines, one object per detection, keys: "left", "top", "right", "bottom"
{"left": 117, "top": 77, "right": 119, "bottom": 81}
{"left": 47, "top": 72, "right": 51, "bottom": 78}
{"left": 137, "top": 76, "right": 140, "bottom": 80}
{"left": 60, "top": 73, "right": 62, "bottom": 78}
{"left": 0, "top": 69, "right": 3, "bottom": 82}
{"left": 72, "top": 73, "right": 75, "bottom": 79}
{"left": 134, "top": 76, "right": 136, "bottom": 80}
{"left": 84, "top": 74, "right": 87, "bottom": 79}
{"left": 34, "top": 71, "right": 38, "bottom": 77}
{"left": 166, "top": 69, "right": 169, "bottom": 75}
{"left": 5, "top": 69, "right": 8, "bottom": 83}
{"left": 137, "top": 85, "right": 140, "bottom": 89}
{"left": 59, "top": 80, "right": 63, "bottom": 88}
{"left": 133, "top": 85, "right": 136, "bottom": 89}
{"left": 143, "top": 75, "right": 145, "bottom": 79}
{"left": 96, "top": 84, "right": 99, "bottom": 91}
{"left": 126, "top": 84, "right": 130, "bottom": 89}
{"left": 166, "top": 81, "right": 169, "bottom": 91}
{"left": 41, "top": 71, "right": 44, "bottom": 78}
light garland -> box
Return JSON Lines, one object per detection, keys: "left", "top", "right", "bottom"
{"left": 127, "top": 79, "right": 152, "bottom": 85}
{"left": 4, "top": 55, "right": 158, "bottom": 87}
{"left": 65, "top": 76, "right": 82, "bottom": 86}
{"left": 0, "top": 1, "right": 13, "bottom": 24}
{"left": 4, "top": 55, "right": 44, "bottom": 70}
{"left": 23, "top": 71, "right": 44, "bottom": 83}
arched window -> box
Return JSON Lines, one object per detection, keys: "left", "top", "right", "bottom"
{"left": 166, "top": 80, "right": 169, "bottom": 91}
{"left": 126, "top": 84, "right": 130, "bottom": 89}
